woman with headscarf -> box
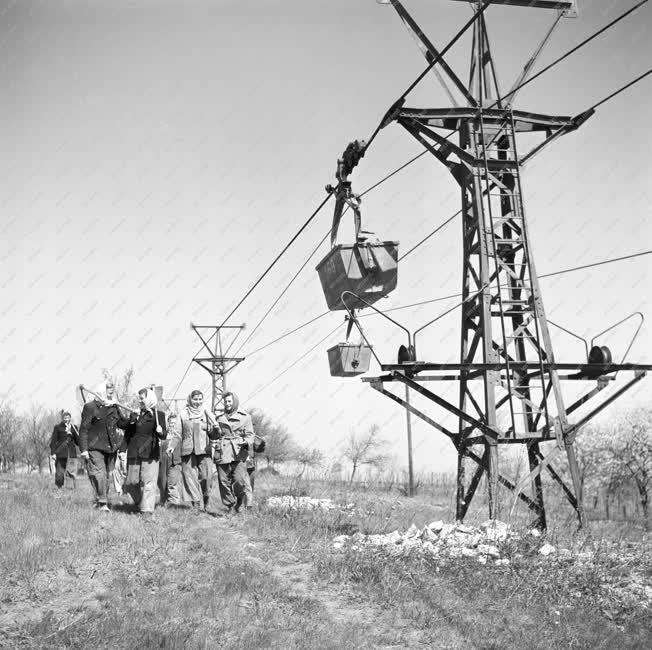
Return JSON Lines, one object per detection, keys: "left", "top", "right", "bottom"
{"left": 211, "top": 391, "right": 254, "bottom": 513}
{"left": 79, "top": 379, "right": 126, "bottom": 511}
{"left": 167, "top": 390, "right": 215, "bottom": 511}
{"left": 121, "top": 387, "right": 167, "bottom": 518}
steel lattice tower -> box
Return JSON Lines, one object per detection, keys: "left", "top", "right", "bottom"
{"left": 360, "top": 0, "right": 650, "bottom": 529}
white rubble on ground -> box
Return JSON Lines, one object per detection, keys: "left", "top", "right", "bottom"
{"left": 331, "top": 519, "right": 522, "bottom": 565}
{"left": 538, "top": 542, "right": 556, "bottom": 556}
{"left": 266, "top": 495, "right": 355, "bottom": 513}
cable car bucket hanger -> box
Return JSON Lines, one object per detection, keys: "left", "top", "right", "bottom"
{"left": 316, "top": 140, "right": 400, "bottom": 376}
{"left": 316, "top": 0, "right": 652, "bottom": 530}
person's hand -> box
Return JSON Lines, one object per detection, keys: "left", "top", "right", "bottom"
{"left": 156, "top": 425, "right": 162, "bottom": 434}
{"left": 50, "top": 454, "right": 56, "bottom": 462}
{"left": 166, "top": 445, "right": 174, "bottom": 455}
{"left": 80, "top": 451, "right": 90, "bottom": 460}
{"left": 118, "top": 451, "right": 127, "bottom": 461}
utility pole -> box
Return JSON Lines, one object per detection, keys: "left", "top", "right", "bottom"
{"left": 190, "top": 324, "right": 245, "bottom": 411}
{"left": 405, "top": 384, "right": 415, "bottom": 496}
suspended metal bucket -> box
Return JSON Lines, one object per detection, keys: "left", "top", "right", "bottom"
{"left": 316, "top": 241, "right": 399, "bottom": 311}
{"left": 327, "top": 342, "right": 373, "bottom": 377}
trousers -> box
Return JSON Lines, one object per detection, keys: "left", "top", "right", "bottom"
{"left": 86, "top": 450, "right": 116, "bottom": 504}
{"left": 54, "top": 457, "right": 77, "bottom": 488}
{"left": 180, "top": 453, "right": 212, "bottom": 507}
{"left": 217, "top": 460, "right": 249, "bottom": 509}
{"left": 124, "top": 459, "right": 159, "bottom": 512}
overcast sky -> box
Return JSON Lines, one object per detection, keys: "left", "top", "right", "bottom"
{"left": 2, "top": 0, "right": 651, "bottom": 472}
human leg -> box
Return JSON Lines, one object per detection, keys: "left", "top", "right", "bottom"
{"left": 197, "top": 454, "right": 213, "bottom": 508}
{"left": 216, "top": 462, "right": 236, "bottom": 509}
{"left": 233, "top": 461, "right": 250, "bottom": 510}
{"left": 123, "top": 460, "right": 142, "bottom": 508}
{"left": 54, "top": 457, "right": 66, "bottom": 488}
{"left": 158, "top": 450, "right": 169, "bottom": 505}
{"left": 181, "top": 454, "right": 202, "bottom": 506}
{"left": 139, "top": 460, "right": 159, "bottom": 513}
{"left": 166, "top": 461, "right": 183, "bottom": 505}
{"left": 65, "top": 458, "right": 77, "bottom": 488}
{"left": 87, "top": 450, "right": 109, "bottom": 505}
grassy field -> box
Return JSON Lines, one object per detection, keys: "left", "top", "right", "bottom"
{"left": 0, "top": 471, "right": 650, "bottom": 649}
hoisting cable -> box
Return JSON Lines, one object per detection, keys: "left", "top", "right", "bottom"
{"left": 379, "top": 249, "right": 652, "bottom": 314}
{"left": 584, "top": 68, "right": 652, "bottom": 112}
{"left": 490, "top": 0, "right": 648, "bottom": 109}
{"left": 244, "top": 248, "right": 652, "bottom": 364}
{"left": 246, "top": 321, "right": 343, "bottom": 401}
{"left": 167, "top": 191, "right": 334, "bottom": 401}
{"left": 233, "top": 148, "right": 438, "bottom": 359}
{"left": 219, "top": 191, "right": 333, "bottom": 329}
{"left": 364, "top": 0, "right": 493, "bottom": 153}
{"left": 227, "top": 229, "right": 332, "bottom": 358}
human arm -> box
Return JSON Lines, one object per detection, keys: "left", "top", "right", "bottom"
{"left": 155, "top": 411, "right": 166, "bottom": 440}
{"left": 49, "top": 425, "right": 58, "bottom": 455}
{"left": 78, "top": 404, "right": 93, "bottom": 457}
{"left": 239, "top": 414, "right": 255, "bottom": 449}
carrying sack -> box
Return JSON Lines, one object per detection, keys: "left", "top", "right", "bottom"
{"left": 253, "top": 435, "right": 266, "bottom": 454}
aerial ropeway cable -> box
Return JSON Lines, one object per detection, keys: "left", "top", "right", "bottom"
{"left": 171, "top": 0, "right": 652, "bottom": 400}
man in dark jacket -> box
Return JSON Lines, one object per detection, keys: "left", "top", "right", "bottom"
{"left": 49, "top": 411, "right": 80, "bottom": 489}
{"left": 121, "top": 387, "right": 167, "bottom": 517}
{"left": 79, "top": 380, "right": 126, "bottom": 511}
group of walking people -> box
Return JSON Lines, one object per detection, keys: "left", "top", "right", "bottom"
{"left": 49, "top": 380, "right": 263, "bottom": 517}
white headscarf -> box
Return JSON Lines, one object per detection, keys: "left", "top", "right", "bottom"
{"left": 94, "top": 380, "right": 116, "bottom": 406}
{"left": 141, "top": 388, "right": 158, "bottom": 411}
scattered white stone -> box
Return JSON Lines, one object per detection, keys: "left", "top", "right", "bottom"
{"left": 477, "top": 544, "right": 500, "bottom": 558}
{"left": 406, "top": 524, "right": 419, "bottom": 538}
{"left": 330, "top": 519, "right": 520, "bottom": 565}
{"left": 267, "top": 496, "right": 355, "bottom": 513}
{"left": 481, "top": 520, "right": 510, "bottom": 542}
{"left": 528, "top": 528, "right": 542, "bottom": 538}
{"left": 495, "top": 558, "right": 510, "bottom": 566}
{"left": 539, "top": 543, "right": 556, "bottom": 556}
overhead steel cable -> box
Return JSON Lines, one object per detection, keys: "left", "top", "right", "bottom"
{"left": 233, "top": 147, "right": 441, "bottom": 359}
{"left": 227, "top": 229, "right": 332, "bottom": 358}
{"left": 241, "top": 248, "right": 652, "bottom": 366}
{"left": 585, "top": 68, "right": 652, "bottom": 112}
{"left": 219, "top": 191, "right": 334, "bottom": 330}
{"left": 246, "top": 321, "right": 343, "bottom": 401}
{"left": 490, "top": 0, "right": 649, "bottom": 109}
{"left": 374, "top": 249, "right": 652, "bottom": 314}
{"left": 167, "top": 191, "right": 334, "bottom": 401}
{"left": 364, "top": 0, "right": 493, "bottom": 152}
{"left": 240, "top": 204, "right": 476, "bottom": 358}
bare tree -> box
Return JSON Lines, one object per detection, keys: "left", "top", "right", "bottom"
{"left": 103, "top": 366, "right": 138, "bottom": 408}
{"left": 24, "top": 404, "right": 58, "bottom": 473}
{"left": 342, "top": 423, "right": 387, "bottom": 483}
{"left": 292, "top": 446, "right": 323, "bottom": 478}
{"left": 577, "top": 408, "right": 652, "bottom": 530}
{"left": 0, "top": 402, "right": 22, "bottom": 472}
{"left": 248, "top": 407, "right": 297, "bottom": 468}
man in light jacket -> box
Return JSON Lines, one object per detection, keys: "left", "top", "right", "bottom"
{"left": 211, "top": 392, "right": 254, "bottom": 513}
